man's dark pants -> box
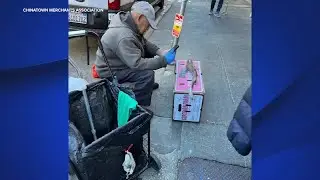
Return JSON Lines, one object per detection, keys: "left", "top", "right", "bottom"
{"left": 210, "top": 0, "right": 224, "bottom": 12}
{"left": 115, "top": 69, "right": 155, "bottom": 106}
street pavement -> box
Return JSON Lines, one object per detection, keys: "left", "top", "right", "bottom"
{"left": 69, "top": 0, "right": 251, "bottom": 179}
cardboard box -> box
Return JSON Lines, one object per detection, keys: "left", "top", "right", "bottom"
{"left": 173, "top": 60, "right": 205, "bottom": 122}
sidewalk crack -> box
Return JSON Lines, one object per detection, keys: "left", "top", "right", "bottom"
{"left": 217, "top": 44, "right": 236, "bottom": 105}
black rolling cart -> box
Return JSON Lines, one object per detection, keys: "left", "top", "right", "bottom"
{"left": 68, "top": 30, "right": 161, "bottom": 180}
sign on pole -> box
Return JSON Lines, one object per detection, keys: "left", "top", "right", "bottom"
{"left": 172, "top": 13, "right": 184, "bottom": 38}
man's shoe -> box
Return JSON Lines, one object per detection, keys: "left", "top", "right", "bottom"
{"left": 214, "top": 12, "right": 221, "bottom": 18}
{"left": 209, "top": 10, "right": 213, "bottom": 15}
{"left": 153, "top": 83, "right": 159, "bottom": 90}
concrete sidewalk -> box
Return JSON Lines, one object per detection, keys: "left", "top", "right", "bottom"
{"left": 140, "top": 0, "right": 251, "bottom": 179}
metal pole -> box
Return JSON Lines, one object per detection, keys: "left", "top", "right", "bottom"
{"left": 82, "top": 89, "right": 97, "bottom": 141}
{"left": 172, "top": 0, "right": 188, "bottom": 47}
{"left": 86, "top": 35, "right": 90, "bottom": 65}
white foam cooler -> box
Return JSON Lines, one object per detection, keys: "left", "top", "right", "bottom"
{"left": 173, "top": 60, "right": 205, "bottom": 122}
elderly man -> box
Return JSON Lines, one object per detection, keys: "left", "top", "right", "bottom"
{"left": 95, "top": 1, "right": 176, "bottom": 106}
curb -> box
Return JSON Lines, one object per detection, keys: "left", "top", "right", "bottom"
{"left": 144, "top": 0, "right": 176, "bottom": 39}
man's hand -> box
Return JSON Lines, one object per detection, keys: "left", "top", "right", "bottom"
{"left": 164, "top": 48, "right": 176, "bottom": 64}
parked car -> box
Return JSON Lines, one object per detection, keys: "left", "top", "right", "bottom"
{"left": 69, "top": 0, "right": 164, "bottom": 35}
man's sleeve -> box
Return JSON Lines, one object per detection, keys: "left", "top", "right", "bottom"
{"left": 116, "top": 37, "right": 167, "bottom": 70}
{"left": 226, "top": 85, "right": 252, "bottom": 156}
{"left": 144, "top": 39, "right": 160, "bottom": 57}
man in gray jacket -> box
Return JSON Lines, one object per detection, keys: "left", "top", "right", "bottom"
{"left": 95, "top": 1, "right": 176, "bottom": 106}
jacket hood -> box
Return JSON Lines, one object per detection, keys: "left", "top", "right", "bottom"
{"left": 108, "top": 12, "right": 140, "bottom": 35}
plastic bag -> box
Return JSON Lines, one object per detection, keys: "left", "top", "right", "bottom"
{"left": 68, "top": 122, "right": 87, "bottom": 179}
{"left": 69, "top": 81, "right": 115, "bottom": 144}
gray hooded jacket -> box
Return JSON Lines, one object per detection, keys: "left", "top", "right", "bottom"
{"left": 95, "top": 12, "right": 167, "bottom": 78}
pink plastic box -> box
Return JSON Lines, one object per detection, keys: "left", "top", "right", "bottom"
{"left": 173, "top": 60, "right": 205, "bottom": 122}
